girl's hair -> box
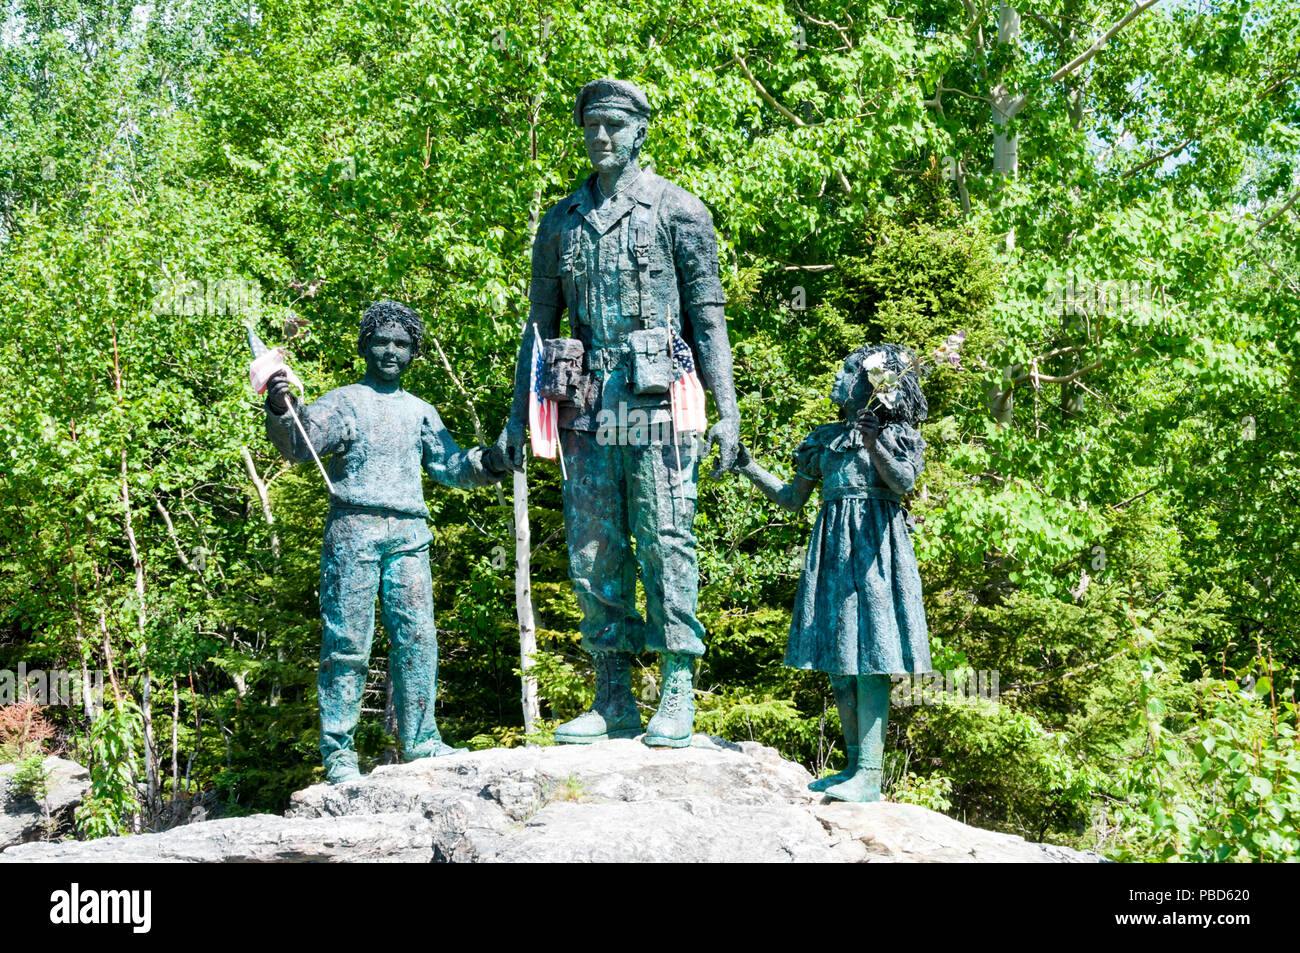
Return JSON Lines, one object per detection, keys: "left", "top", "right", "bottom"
{"left": 359, "top": 299, "right": 424, "bottom": 359}
{"left": 841, "top": 342, "right": 928, "bottom": 428}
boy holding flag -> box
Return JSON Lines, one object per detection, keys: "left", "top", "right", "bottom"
{"left": 259, "top": 300, "right": 510, "bottom": 784}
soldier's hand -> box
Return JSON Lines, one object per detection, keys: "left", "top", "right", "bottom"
{"left": 484, "top": 430, "right": 512, "bottom": 478}
{"left": 501, "top": 418, "right": 528, "bottom": 472}
{"left": 706, "top": 416, "right": 740, "bottom": 478}
{"left": 265, "top": 370, "right": 294, "bottom": 415}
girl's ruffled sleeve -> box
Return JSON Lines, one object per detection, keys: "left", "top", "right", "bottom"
{"left": 871, "top": 423, "right": 926, "bottom": 494}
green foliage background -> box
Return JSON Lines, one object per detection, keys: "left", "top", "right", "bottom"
{"left": 1, "top": 0, "right": 1297, "bottom": 860}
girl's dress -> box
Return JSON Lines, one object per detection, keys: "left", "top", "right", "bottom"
{"left": 784, "top": 421, "right": 931, "bottom": 676}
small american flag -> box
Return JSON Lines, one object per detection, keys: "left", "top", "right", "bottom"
{"left": 247, "top": 327, "right": 303, "bottom": 396}
{"left": 671, "top": 335, "right": 707, "bottom": 433}
{"left": 246, "top": 325, "right": 333, "bottom": 494}
{"left": 528, "top": 327, "right": 559, "bottom": 460}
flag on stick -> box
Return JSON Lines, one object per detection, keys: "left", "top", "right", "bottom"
{"left": 665, "top": 316, "right": 708, "bottom": 525}
{"left": 248, "top": 329, "right": 303, "bottom": 396}
{"left": 528, "top": 324, "right": 566, "bottom": 479}
{"left": 670, "top": 334, "right": 708, "bottom": 433}
{"left": 246, "top": 326, "right": 335, "bottom": 494}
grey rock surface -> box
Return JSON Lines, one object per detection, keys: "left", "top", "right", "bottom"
{"left": 0, "top": 757, "right": 90, "bottom": 851}
{"left": 0, "top": 738, "right": 1103, "bottom": 863}
{"left": 2, "top": 812, "right": 442, "bottom": 863}
{"left": 812, "top": 801, "right": 1103, "bottom": 863}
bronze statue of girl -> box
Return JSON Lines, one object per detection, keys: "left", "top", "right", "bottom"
{"left": 736, "top": 343, "right": 931, "bottom": 801}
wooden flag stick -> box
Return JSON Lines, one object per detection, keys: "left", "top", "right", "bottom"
{"left": 285, "top": 397, "right": 335, "bottom": 494}
{"left": 666, "top": 309, "right": 684, "bottom": 526}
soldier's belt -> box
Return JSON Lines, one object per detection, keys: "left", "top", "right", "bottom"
{"left": 587, "top": 345, "right": 631, "bottom": 375}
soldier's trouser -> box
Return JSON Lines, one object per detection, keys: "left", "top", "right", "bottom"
{"left": 560, "top": 428, "right": 707, "bottom": 658}
{"left": 318, "top": 506, "right": 443, "bottom": 763}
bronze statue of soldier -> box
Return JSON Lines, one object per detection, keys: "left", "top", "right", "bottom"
{"left": 502, "top": 79, "right": 741, "bottom": 748}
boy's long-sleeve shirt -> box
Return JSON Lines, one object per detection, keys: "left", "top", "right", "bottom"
{"left": 265, "top": 383, "right": 499, "bottom": 517}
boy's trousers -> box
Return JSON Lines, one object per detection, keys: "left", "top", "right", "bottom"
{"left": 317, "top": 505, "right": 443, "bottom": 763}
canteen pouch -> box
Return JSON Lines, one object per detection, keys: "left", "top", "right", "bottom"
{"left": 539, "top": 337, "right": 589, "bottom": 405}
{"left": 628, "top": 326, "right": 672, "bottom": 395}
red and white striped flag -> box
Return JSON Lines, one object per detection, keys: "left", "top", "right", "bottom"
{"left": 246, "top": 325, "right": 333, "bottom": 494}
{"left": 671, "top": 335, "right": 708, "bottom": 433}
{"left": 248, "top": 327, "right": 303, "bottom": 396}
{"left": 528, "top": 327, "right": 559, "bottom": 460}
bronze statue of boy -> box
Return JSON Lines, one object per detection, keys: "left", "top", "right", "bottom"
{"left": 265, "top": 300, "right": 510, "bottom": 784}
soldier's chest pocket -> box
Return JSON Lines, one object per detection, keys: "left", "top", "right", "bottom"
{"left": 558, "top": 230, "right": 585, "bottom": 307}
{"left": 617, "top": 251, "right": 667, "bottom": 319}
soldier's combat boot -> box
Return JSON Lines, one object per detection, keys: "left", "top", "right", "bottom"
{"left": 643, "top": 653, "right": 696, "bottom": 748}
{"left": 553, "top": 651, "right": 641, "bottom": 744}
{"left": 324, "top": 750, "right": 361, "bottom": 786}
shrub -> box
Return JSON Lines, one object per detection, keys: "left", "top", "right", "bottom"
{"left": 0, "top": 697, "right": 55, "bottom": 762}
{"left": 8, "top": 752, "right": 52, "bottom": 802}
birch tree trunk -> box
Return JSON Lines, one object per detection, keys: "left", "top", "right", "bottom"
{"left": 241, "top": 446, "right": 280, "bottom": 560}
{"left": 989, "top": 3, "right": 1022, "bottom": 423}
{"left": 992, "top": 4, "right": 1022, "bottom": 230}
{"left": 170, "top": 676, "right": 179, "bottom": 804}
{"left": 513, "top": 469, "right": 540, "bottom": 735}
{"left": 110, "top": 321, "right": 159, "bottom": 818}
{"left": 982, "top": 1, "right": 1166, "bottom": 423}
{"left": 121, "top": 447, "right": 160, "bottom": 817}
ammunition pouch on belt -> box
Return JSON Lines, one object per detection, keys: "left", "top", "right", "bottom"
{"left": 539, "top": 337, "right": 600, "bottom": 423}
{"left": 538, "top": 337, "right": 588, "bottom": 404}
{"left": 628, "top": 326, "right": 673, "bottom": 395}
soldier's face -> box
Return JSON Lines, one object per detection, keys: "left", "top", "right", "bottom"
{"left": 583, "top": 107, "right": 645, "bottom": 175}
{"left": 364, "top": 320, "right": 413, "bottom": 382}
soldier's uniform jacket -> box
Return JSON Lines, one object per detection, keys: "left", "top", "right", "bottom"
{"left": 528, "top": 169, "right": 726, "bottom": 431}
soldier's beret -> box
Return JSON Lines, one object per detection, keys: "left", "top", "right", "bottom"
{"left": 573, "top": 79, "right": 651, "bottom": 126}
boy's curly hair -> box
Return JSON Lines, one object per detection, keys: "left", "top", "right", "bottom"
{"left": 359, "top": 299, "right": 424, "bottom": 359}
{"left": 839, "top": 342, "right": 929, "bottom": 428}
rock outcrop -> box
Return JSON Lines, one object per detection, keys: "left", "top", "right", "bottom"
{"left": 0, "top": 757, "right": 90, "bottom": 851}
{"left": 0, "top": 738, "right": 1102, "bottom": 863}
